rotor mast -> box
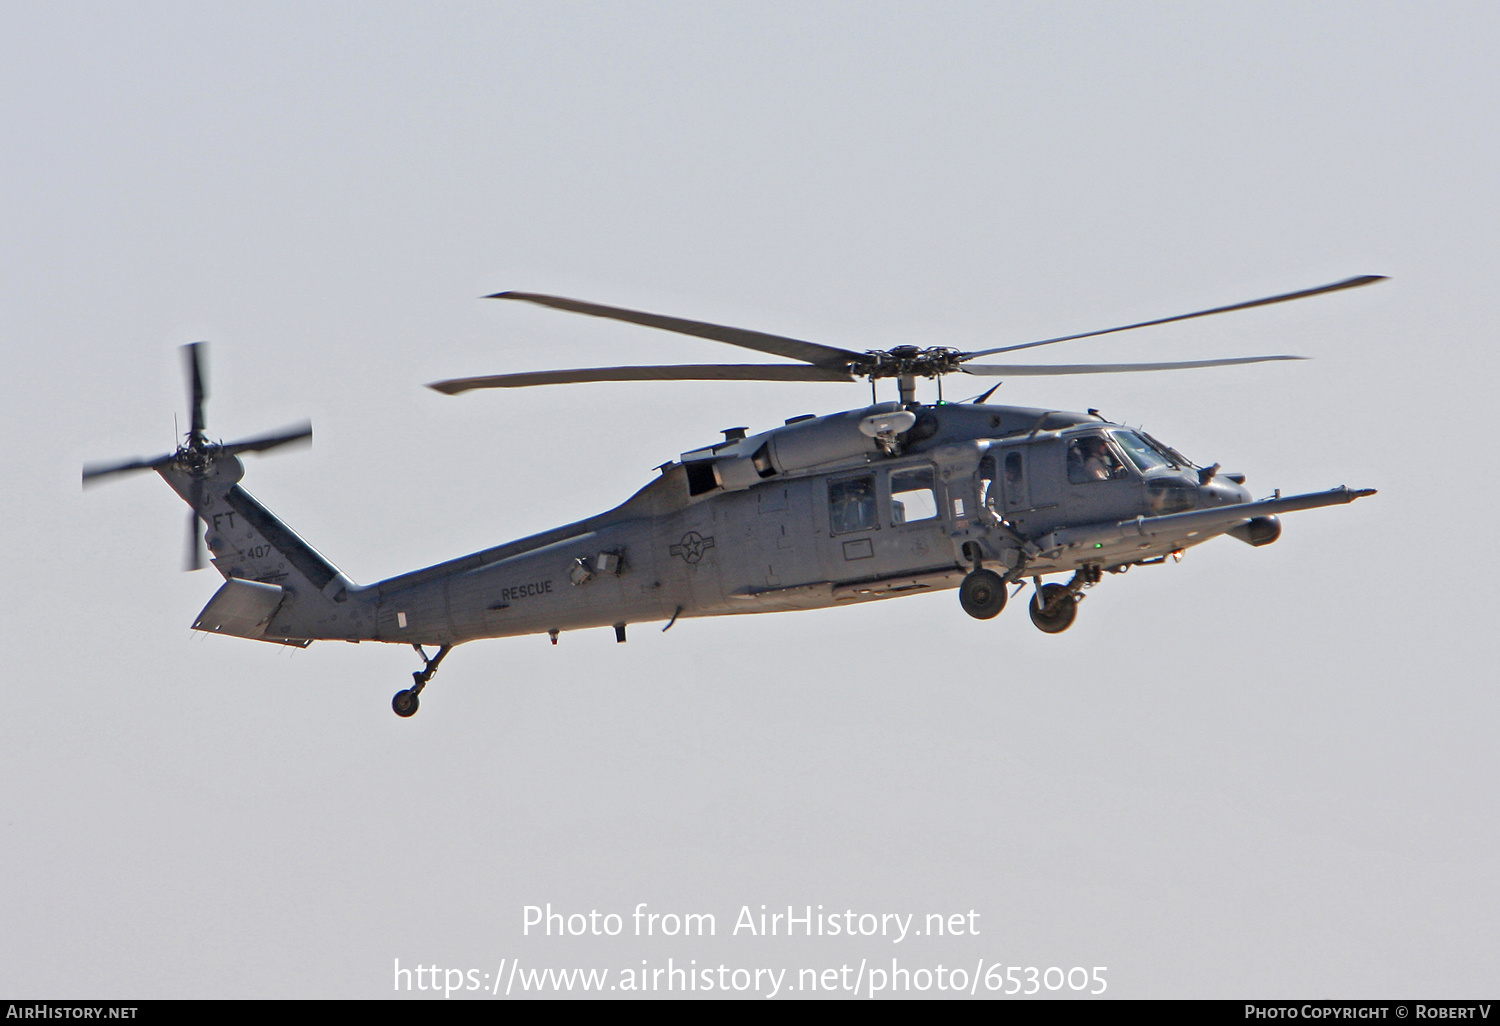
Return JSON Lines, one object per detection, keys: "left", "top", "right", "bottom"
{"left": 897, "top": 374, "right": 917, "bottom": 405}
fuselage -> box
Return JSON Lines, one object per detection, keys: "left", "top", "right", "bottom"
{"left": 355, "top": 401, "right": 1256, "bottom": 647}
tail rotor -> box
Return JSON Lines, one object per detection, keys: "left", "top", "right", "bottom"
{"left": 83, "top": 342, "right": 313, "bottom": 571}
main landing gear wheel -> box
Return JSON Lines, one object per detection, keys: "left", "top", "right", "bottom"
{"left": 1029, "top": 584, "right": 1078, "bottom": 634}
{"left": 959, "top": 569, "right": 1007, "bottom": 619}
{"left": 391, "top": 643, "right": 452, "bottom": 718}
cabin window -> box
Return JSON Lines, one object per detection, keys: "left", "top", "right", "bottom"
{"left": 889, "top": 466, "right": 938, "bottom": 524}
{"left": 1067, "top": 436, "right": 1130, "bottom": 483}
{"left": 828, "top": 473, "right": 878, "bottom": 535}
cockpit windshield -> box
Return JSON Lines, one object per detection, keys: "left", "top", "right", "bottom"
{"left": 1143, "top": 432, "right": 1193, "bottom": 468}
{"left": 1113, "top": 430, "right": 1180, "bottom": 472}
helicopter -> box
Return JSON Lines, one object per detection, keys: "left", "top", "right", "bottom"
{"left": 84, "top": 276, "right": 1381, "bottom": 717}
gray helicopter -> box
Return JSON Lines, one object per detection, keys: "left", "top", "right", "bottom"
{"left": 85, "top": 276, "right": 1381, "bottom": 717}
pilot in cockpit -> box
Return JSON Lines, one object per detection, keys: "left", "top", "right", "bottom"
{"left": 1068, "top": 437, "right": 1123, "bottom": 483}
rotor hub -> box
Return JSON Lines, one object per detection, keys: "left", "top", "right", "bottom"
{"left": 177, "top": 445, "right": 215, "bottom": 474}
{"left": 856, "top": 346, "right": 966, "bottom": 380}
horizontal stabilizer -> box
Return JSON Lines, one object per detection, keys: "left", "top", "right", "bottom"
{"left": 192, "top": 578, "right": 309, "bottom": 647}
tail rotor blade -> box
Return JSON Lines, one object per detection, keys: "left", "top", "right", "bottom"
{"left": 183, "top": 342, "right": 208, "bottom": 441}
{"left": 185, "top": 510, "right": 205, "bottom": 572}
{"left": 185, "top": 473, "right": 206, "bottom": 571}
{"left": 82, "top": 453, "right": 174, "bottom": 485}
{"left": 221, "top": 421, "right": 312, "bottom": 456}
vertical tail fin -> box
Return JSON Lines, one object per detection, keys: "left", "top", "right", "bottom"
{"left": 160, "top": 456, "right": 373, "bottom": 643}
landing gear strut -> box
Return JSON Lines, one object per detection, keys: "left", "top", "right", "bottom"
{"left": 392, "top": 643, "right": 452, "bottom": 718}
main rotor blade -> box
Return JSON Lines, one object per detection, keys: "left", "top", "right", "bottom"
{"left": 429, "top": 364, "right": 855, "bottom": 394}
{"left": 490, "top": 292, "right": 864, "bottom": 368}
{"left": 82, "top": 453, "right": 174, "bottom": 484}
{"left": 182, "top": 342, "right": 208, "bottom": 439}
{"left": 958, "top": 355, "right": 1306, "bottom": 376}
{"left": 221, "top": 421, "right": 313, "bottom": 455}
{"left": 963, "top": 275, "right": 1386, "bottom": 359}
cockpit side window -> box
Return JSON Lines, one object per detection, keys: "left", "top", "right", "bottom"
{"left": 1066, "top": 435, "right": 1130, "bottom": 483}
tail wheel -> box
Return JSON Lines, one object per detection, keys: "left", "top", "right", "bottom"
{"left": 959, "top": 569, "right": 1007, "bottom": 620}
{"left": 392, "top": 689, "right": 420, "bottom": 717}
{"left": 1029, "top": 584, "right": 1078, "bottom": 634}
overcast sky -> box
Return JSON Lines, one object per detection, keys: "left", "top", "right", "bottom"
{"left": 3, "top": 1, "right": 1496, "bottom": 999}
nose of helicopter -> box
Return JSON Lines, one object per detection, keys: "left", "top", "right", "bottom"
{"left": 1198, "top": 476, "right": 1253, "bottom": 508}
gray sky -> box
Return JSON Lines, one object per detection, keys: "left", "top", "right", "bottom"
{"left": 3, "top": 0, "right": 1496, "bottom": 999}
